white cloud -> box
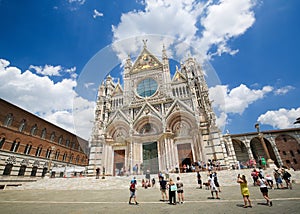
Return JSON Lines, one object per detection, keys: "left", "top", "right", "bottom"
{"left": 29, "top": 65, "right": 62, "bottom": 76}
{"left": 67, "top": 0, "right": 86, "bottom": 11}
{"left": 0, "top": 58, "right": 94, "bottom": 140}
{"left": 258, "top": 108, "right": 300, "bottom": 129}
{"left": 274, "top": 85, "right": 295, "bottom": 95}
{"left": 93, "top": 9, "right": 104, "bottom": 19}
{"left": 111, "top": 0, "right": 257, "bottom": 61}
{"left": 209, "top": 84, "right": 273, "bottom": 115}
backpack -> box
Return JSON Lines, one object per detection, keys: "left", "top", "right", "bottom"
{"left": 130, "top": 183, "right": 135, "bottom": 191}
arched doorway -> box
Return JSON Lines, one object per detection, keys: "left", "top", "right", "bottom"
{"left": 250, "top": 137, "right": 278, "bottom": 167}
{"left": 232, "top": 139, "right": 249, "bottom": 167}
{"left": 31, "top": 166, "right": 38, "bottom": 177}
{"left": 3, "top": 164, "right": 13, "bottom": 175}
{"left": 18, "top": 165, "right": 26, "bottom": 176}
{"left": 41, "top": 167, "right": 48, "bottom": 177}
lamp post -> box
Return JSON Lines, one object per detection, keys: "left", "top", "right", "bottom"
{"left": 254, "top": 123, "right": 273, "bottom": 168}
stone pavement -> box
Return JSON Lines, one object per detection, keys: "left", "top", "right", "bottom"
{"left": 1, "top": 169, "right": 300, "bottom": 214}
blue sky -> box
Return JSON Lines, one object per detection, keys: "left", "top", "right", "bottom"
{"left": 0, "top": 0, "right": 299, "bottom": 140}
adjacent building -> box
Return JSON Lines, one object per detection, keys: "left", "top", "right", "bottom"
{"left": 0, "top": 98, "right": 88, "bottom": 178}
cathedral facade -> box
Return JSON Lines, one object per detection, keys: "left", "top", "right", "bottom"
{"left": 88, "top": 43, "right": 237, "bottom": 176}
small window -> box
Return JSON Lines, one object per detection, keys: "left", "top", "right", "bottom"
{"left": 282, "top": 151, "right": 287, "bottom": 155}
{"left": 286, "top": 160, "right": 291, "bottom": 164}
{"left": 19, "top": 119, "right": 26, "bottom": 132}
{"left": 18, "top": 165, "right": 26, "bottom": 176}
{"left": 297, "top": 149, "right": 300, "bottom": 154}
{"left": 290, "top": 150, "right": 295, "bottom": 157}
{"left": 4, "top": 113, "right": 13, "bottom": 127}
{"left": 35, "top": 146, "right": 42, "bottom": 157}
{"left": 293, "top": 159, "right": 298, "bottom": 164}
{"left": 63, "top": 153, "right": 67, "bottom": 161}
{"left": 55, "top": 151, "right": 60, "bottom": 160}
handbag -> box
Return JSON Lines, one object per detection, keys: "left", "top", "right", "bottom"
{"left": 170, "top": 184, "right": 177, "bottom": 191}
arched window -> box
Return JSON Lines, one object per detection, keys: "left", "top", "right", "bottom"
{"left": 18, "top": 165, "right": 26, "bottom": 176}
{"left": 66, "top": 140, "right": 70, "bottom": 147}
{"left": 71, "top": 142, "right": 76, "bottom": 149}
{"left": 41, "top": 128, "right": 47, "bottom": 139}
{"left": 75, "top": 155, "right": 80, "bottom": 164}
{"left": 69, "top": 154, "right": 74, "bottom": 163}
{"left": 45, "top": 147, "right": 52, "bottom": 159}
{"left": 3, "top": 164, "right": 13, "bottom": 175}
{"left": 62, "top": 152, "right": 67, "bottom": 161}
{"left": 54, "top": 150, "right": 60, "bottom": 160}
{"left": 58, "top": 135, "right": 63, "bottom": 144}
{"left": 23, "top": 144, "right": 32, "bottom": 155}
{"left": 19, "top": 119, "right": 26, "bottom": 132}
{"left": 30, "top": 124, "right": 38, "bottom": 136}
{"left": 10, "top": 140, "right": 20, "bottom": 152}
{"left": 4, "top": 113, "right": 13, "bottom": 127}
{"left": 50, "top": 132, "right": 55, "bottom": 142}
{"left": 35, "top": 145, "right": 42, "bottom": 157}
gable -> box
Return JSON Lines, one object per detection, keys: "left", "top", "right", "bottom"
{"left": 131, "top": 48, "right": 163, "bottom": 73}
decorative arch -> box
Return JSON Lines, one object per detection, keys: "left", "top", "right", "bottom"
{"left": 107, "top": 120, "right": 130, "bottom": 142}
{"left": 250, "top": 137, "right": 278, "bottom": 167}
{"left": 134, "top": 115, "right": 163, "bottom": 135}
{"left": 232, "top": 139, "right": 249, "bottom": 163}
{"left": 166, "top": 111, "right": 196, "bottom": 135}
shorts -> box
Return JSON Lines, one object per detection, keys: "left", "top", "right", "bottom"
{"left": 177, "top": 190, "right": 183, "bottom": 193}
{"left": 260, "top": 187, "right": 268, "bottom": 193}
{"left": 130, "top": 190, "right": 136, "bottom": 198}
{"left": 160, "top": 189, "right": 167, "bottom": 193}
{"left": 276, "top": 178, "right": 283, "bottom": 184}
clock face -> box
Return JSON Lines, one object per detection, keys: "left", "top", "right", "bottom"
{"left": 136, "top": 78, "right": 158, "bottom": 97}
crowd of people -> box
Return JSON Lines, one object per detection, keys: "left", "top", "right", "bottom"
{"left": 127, "top": 166, "right": 294, "bottom": 208}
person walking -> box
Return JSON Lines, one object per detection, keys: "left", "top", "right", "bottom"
{"left": 237, "top": 174, "right": 252, "bottom": 208}
{"left": 208, "top": 173, "right": 220, "bottom": 199}
{"left": 129, "top": 179, "right": 139, "bottom": 205}
{"left": 176, "top": 177, "right": 184, "bottom": 204}
{"left": 257, "top": 174, "right": 272, "bottom": 207}
{"left": 197, "top": 172, "right": 202, "bottom": 189}
{"left": 168, "top": 178, "right": 177, "bottom": 205}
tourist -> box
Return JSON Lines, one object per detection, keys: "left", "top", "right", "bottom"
{"left": 168, "top": 178, "right": 177, "bottom": 205}
{"left": 159, "top": 176, "right": 168, "bottom": 202}
{"left": 197, "top": 171, "right": 202, "bottom": 189}
{"left": 273, "top": 168, "right": 284, "bottom": 189}
{"left": 208, "top": 173, "right": 220, "bottom": 199}
{"left": 96, "top": 167, "right": 100, "bottom": 179}
{"left": 251, "top": 169, "right": 259, "bottom": 186}
{"left": 213, "top": 172, "right": 221, "bottom": 192}
{"left": 152, "top": 177, "right": 156, "bottom": 187}
{"left": 129, "top": 179, "right": 139, "bottom": 205}
{"left": 176, "top": 177, "right": 184, "bottom": 204}
{"left": 237, "top": 174, "right": 252, "bottom": 208}
{"left": 257, "top": 174, "right": 272, "bottom": 207}
{"left": 261, "top": 157, "right": 267, "bottom": 169}
{"left": 282, "top": 168, "right": 292, "bottom": 189}
{"left": 265, "top": 174, "right": 274, "bottom": 189}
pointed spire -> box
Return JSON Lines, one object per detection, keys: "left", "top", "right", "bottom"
{"left": 162, "top": 44, "right": 168, "bottom": 60}
{"left": 125, "top": 54, "right": 132, "bottom": 69}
